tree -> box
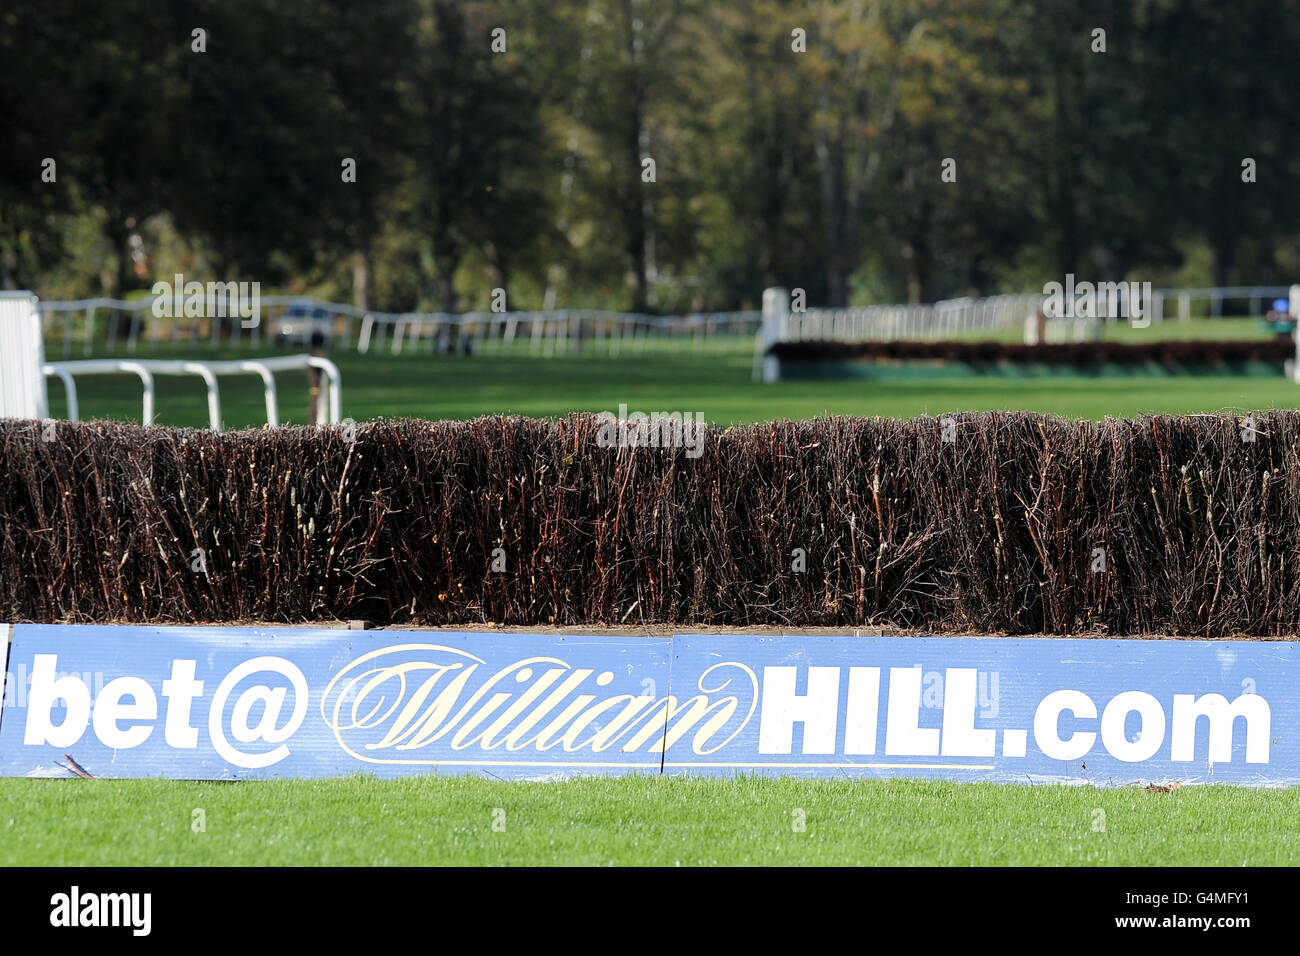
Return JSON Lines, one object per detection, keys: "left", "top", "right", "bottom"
{"left": 800, "top": 0, "right": 911, "bottom": 306}
{"left": 403, "top": 0, "right": 550, "bottom": 313}
{"left": 695, "top": 1, "right": 827, "bottom": 304}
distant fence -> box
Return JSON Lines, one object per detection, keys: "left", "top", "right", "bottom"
{"left": 35, "top": 296, "right": 762, "bottom": 357}
{"left": 754, "top": 285, "right": 1300, "bottom": 381}
{"left": 755, "top": 288, "right": 1047, "bottom": 381}
{"left": 1157, "top": 285, "right": 1295, "bottom": 321}
{"left": 761, "top": 286, "right": 1299, "bottom": 349}
{"left": 33, "top": 285, "right": 1297, "bottom": 359}
{"left": 773, "top": 293, "right": 1045, "bottom": 344}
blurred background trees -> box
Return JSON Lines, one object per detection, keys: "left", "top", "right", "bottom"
{"left": 3, "top": 0, "right": 1298, "bottom": 310}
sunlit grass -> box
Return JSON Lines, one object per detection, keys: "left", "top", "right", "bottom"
{"left": 42, "top": 319, "right": 1300, "bottom": 431}
{"left": 1, "top": 775, "right": 1294, "bottom": 866}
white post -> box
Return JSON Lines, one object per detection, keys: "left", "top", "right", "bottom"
{"left": 1024, "top": 311, "right": 1040, "bottom": 345}
{"left": 1291, "top": 285, "right": 1300, "bottom": 383}
{"left": 358, "top": 314, "right": 374, "bottom": 353}
{"left": 0, "top": 292, "right": 49, "bottom": 419}
{"left": 759, "top": 287, "right": 789, "bottom": 384}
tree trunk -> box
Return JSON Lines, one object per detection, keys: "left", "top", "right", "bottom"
{"left": 1258, "top": 232, "right": 1278, "bottom": 286}
{"left": 904, "top": 242, "right": 922, "bottom": 305}
{"left": 107, "top": 215, "right": 132, "bottom": 299}
{"left": 351, "top": 248, "right": 371, "bottom": 312}
{"left": 1212, "top": 238, "right": 1235, "bottom": 289}
{"left": 625, "top": 122, "right": 649, "bottom": 312}
{"left": 827, "top": 262, "right": 849, "bottom": 309}
{"left": 905, "top": 195, "right": 932, "bottom": 304}
{"left": 437, "top": 263, "right": 458, "bottom": 314}
{"left": 436, "top": 256, "right": 463, "bottom": 354}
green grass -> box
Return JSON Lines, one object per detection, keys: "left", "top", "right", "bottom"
{"left": 41, "top": 319, "right": 1300, "bottom": 429}
{"left": 0, "top": 775, "right": 1293, "bottom": 866}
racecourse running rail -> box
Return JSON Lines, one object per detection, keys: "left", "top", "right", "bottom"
{"left": 0, "top": 292, "right": 340, "bottom": 431}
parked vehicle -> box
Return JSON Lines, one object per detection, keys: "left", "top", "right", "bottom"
{"left": 271, "top": 302, "right": 334, "bottom": 347}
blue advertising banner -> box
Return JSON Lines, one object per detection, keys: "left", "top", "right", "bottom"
{"left": 0, "top": 626, "right": 1294, "bottom": 784}
{"left": 0, "top": 626, "right": 670, "bottom": 780}
{"left": 665, "top": 634, "right": 1296, "bottom": 785}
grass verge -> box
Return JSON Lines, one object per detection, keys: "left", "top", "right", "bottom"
{"left": 1, "top": 775, "right": 1294, "bottom": 866}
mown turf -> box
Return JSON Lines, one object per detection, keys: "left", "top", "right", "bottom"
{"left": 1, "top": 776, "right": 1295, "bottom": 866}
{"left": 41, "top": 323, "right": 1300, "bottom": 430}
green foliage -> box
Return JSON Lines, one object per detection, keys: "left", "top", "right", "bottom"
{"left": 3, "top": 0, "right": 1299, "bottom": 310}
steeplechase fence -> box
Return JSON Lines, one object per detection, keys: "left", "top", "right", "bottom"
{"left": 755, "top": 285, "right": 1300, "bottom": 382}
{"left": 5, "top": 411, "right": 1300, "bottom": 637}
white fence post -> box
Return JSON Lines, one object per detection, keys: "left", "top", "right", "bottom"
{"left": 1290, "top": 285, "right": 1300, "bottom": 384}
{"left": 0, "top": 292, "right": 49, "bottom": 419}
{"left": 758, "top": 287, "right": 789, "bottom": 383}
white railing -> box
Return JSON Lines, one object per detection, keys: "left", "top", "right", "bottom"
{"left": 41, "top": 355, "right": 341, "bottom": 432}
{"left": 34, "top": 295, "right": 763, "bottom": 357}
{"left": 1150, "top": 286, "right": 1293, "bottom": 322}
{"left": 2, "top": 291, "right": 341, "bottom": 429}
{"left": 772, "top": 293, "right": 1045, "bottom": 345}
{"left": 33, "top": 285, "right": 1299, "bottom": 364}
{"left": 756, "top": 284, "right": 1300, "bottom": 383}
{"left": 755, "top": 289, "right": 1049, "bottom": 378}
